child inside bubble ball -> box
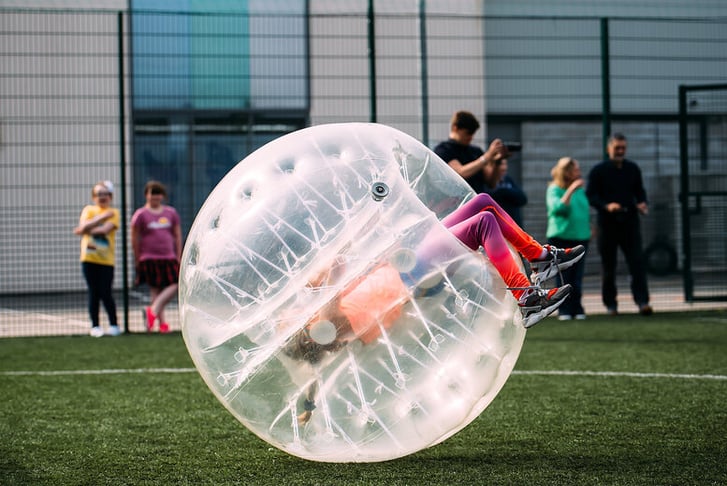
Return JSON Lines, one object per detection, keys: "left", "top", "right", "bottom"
{"left": 284, "top": 193, "right": 585, "bottom": 369}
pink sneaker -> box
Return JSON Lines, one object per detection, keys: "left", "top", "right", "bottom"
{"left": 144, "top": 307, "right": 158, "bottom": 332}
{"left": 159, "top": 322, "right": 171, "bottom": 333}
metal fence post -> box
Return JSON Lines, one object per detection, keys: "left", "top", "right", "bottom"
{"left": 419, "top": 0, "right": 429, "bottom": 144}
{"left": 367, "top": 0, "right": 377, "bottom": 123}
{"left": 678, "top": 84, "right": 693, "bottom": 301}
{"left": 118, "top": 11, "right": 130, "bottom": 330}
{"left": 600, "top": 17, "right": 611, "bottom": 156}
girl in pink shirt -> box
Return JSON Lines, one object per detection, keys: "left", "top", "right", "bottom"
{"left": 131, "top": 181, "right": 182, "bottom": 333}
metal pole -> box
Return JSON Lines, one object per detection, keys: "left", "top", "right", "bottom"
{"left": 678, "top": 85, "right": 693, "bottom": 301}
{"left": 304, "top": 0, "right": 312, "bottom": 123}
{"left": 600, "top": 17, "right": 611, "bottom": 157}
{"left": 418, "top": 0, "right": 429, "bottom": 144}
{"left": 118, "top": 11, "right": 129, "bottom": 331}
{"left": 367, "top": 0, "right": 377, "bottom": 123}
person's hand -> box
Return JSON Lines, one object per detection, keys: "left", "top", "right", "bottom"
{"left": 569, "top": 178, "right": 585, "bottom": 190}
{"left": 297, "top": 410, "right": 312, "bottom": 425}
{"left": 307, "top": 268, "right": 329, "bottom": 288}
{"left": 560, "top": 178, "right": 585, "bottom": 204}
{"left": 637, "top": 202, "right": 649, "bottom": 215}
{"left": 606, "top": 202, "right": 622, "bottom": 213}
{"left": 484, "top": 138, "right": 506, "bottom": 163}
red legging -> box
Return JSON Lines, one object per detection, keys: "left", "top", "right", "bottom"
{"left": 442, "top": 194, "right": 544, "bottom": 298}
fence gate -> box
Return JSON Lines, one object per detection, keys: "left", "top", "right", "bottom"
{"left": 679, "top": 83, "right": 727, "bottom": 301}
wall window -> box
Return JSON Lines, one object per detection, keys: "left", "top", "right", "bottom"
{"left": 130, "top": 1, "right": 309, "bottom": 228}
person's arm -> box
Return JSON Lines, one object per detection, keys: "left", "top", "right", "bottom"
{"left": 173, "top": 223, "right": 183, "bottom": 261}
{"left": 560, "top": 178, "right": 585, "bottom": 205}
{"left": 172, "top": 209, "right": 183, "bottom": 261}
{"left": 130, "top": 210, "right": 144, "bottom": 264}
{"left": 633, "top": 163, "right": 649, "bottom": 215}
{"left": 306, "top": 256, "right": 349, "bottom": 332}
{"left": 447, "top": 139, "right": 506, "bottom": 180}
{"left": 481, "top": 159, "right": 497, "bottom": 189}
{"left": 585, "top": 166, "right": 609, "bottom": 211}
{"left": 448, "top": 153, "right": 487, "bottom": 180}
{"left": 547, "top": 185, "right": 570, "bottom": 218}
{"left": 93, "top": 209, "right": 119, "bottom": 236}
{"left": 130, "top": 223, "right": 141, "bottom": 265}
{"left": 74, "top": 209, "right": 114, "bottom": 235}
{"left": 588, "top": 164, "right": 628, "bottom": 213}
{"left": 297, "top": 382, "right": 318, "bottom": 425}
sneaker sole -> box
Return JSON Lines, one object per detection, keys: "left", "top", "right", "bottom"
{"left": 523, "top": 298, "right": 568, "bottom": 328}
{"left": 520, "top": 284, "right": 572, "bottom": 328}
{"left": 531, "top": 250, "right": 585, "bottom": 283}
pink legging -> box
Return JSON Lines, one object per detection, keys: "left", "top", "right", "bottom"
{"left": 442, "top": 193, "right": 544, "bottom": 298}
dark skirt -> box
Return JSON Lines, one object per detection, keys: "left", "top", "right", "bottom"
{"left": 135, "top": 259, "right": 179, "bottom": 288}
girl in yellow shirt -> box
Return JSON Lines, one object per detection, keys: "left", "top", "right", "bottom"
{"left": 74, "top": 181, "right": 121, "bottom": 337}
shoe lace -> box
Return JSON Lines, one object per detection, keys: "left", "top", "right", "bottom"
{"left": 508, "top": 284, "right": 547, "bottom": 305}
{"left": 507, "top": 285, "right": 542, "bottom": 292}
{"left": 531, "top": 245, "right": 564, "bottom": 286}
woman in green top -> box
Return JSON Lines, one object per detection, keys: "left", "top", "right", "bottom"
{"left": 546, "top": 157, "right": 592, "bottom": 320}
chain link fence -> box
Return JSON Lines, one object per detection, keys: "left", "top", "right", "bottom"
{"left": 1, "top": 5, "right": 726, "bottom": 336}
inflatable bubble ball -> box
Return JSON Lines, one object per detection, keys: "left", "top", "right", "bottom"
{"left": 179, "top": 123, "right": 526, "bottom": 463}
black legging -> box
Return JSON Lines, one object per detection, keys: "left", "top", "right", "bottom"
{"left": 82, "top": 262, "right": 118, "bottom": 328}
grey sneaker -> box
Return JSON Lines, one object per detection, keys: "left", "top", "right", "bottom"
{"left": 518, "top": 284, "right": 572, "bottom": 328}
{"left": 530, "top": 245, "right": 585, "bottom": 284}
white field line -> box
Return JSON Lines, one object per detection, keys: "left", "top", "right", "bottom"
{"left": 0, "top": 307, "right": 89, "bottom": 328}
{"left": 1, "top": 368, "right": 725, "bottom": 380}
{"left": 1, "top": 368, "right": 197, "bottom": 376}
{"left": 513, "top": 370, "right": 727, "bottom": 380}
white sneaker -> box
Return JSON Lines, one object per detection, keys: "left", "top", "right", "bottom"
{"left": 575, "top": 314, "right": 587, "bottom": 320}
{"left": 107, "top": 325, "right": 122, "bottom": 336}
{"left": 90, "top": 327, "right": 104, "bottom": 338}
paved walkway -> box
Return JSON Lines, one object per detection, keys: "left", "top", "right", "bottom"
{"left": 580, "top": 273, "right": 727, "bottom": 316}
{"left": 1, "top": 274, "right": 726, "bottom": 338}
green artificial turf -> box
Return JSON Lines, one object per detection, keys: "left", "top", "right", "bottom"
{"left": 1, "top": 311, "right": 725, "bottom": 485}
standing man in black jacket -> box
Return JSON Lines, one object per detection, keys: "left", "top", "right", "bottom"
{"left": 586, "top": 133, "right": 653, "bottom": 316}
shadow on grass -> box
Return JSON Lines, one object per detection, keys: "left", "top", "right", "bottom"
{"left": 0, "top": 454, "right": 40, "bottom": 486}
{"left": 248, "top": 440, "right": 724, "bottom": 485}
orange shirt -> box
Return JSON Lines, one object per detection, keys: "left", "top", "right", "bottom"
{"left": 338, "top": 264, "right": 410, "bottom": 344}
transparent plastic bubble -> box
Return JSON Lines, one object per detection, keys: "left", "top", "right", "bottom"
{"left": 308, "top": 320, "right": 337, "bottom": 345}
{"left": 179, "top": 123, "right": 526, "bottom": 463}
